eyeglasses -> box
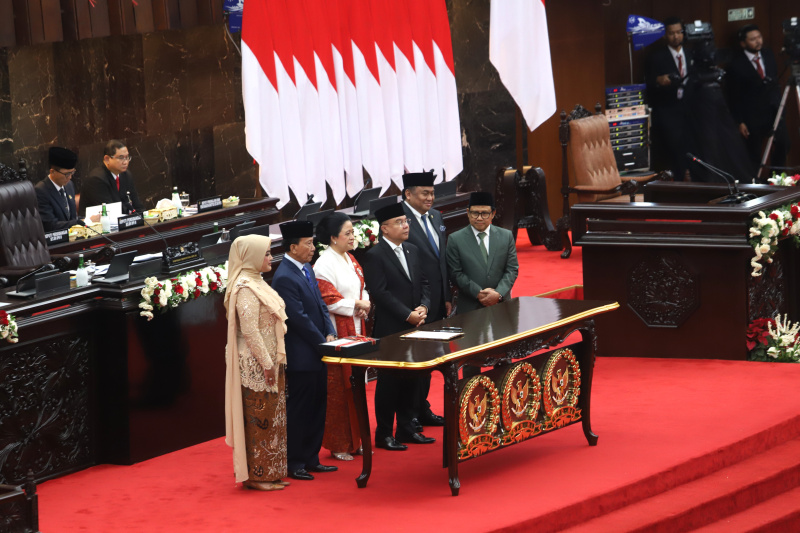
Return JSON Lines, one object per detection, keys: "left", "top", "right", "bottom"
{"left": 55, "top": 169, "right": 76, "bottom": 178}
{"left": 468, "top": 211, "right": 493, "bottom": 219}
{"left": 113, "top": 155, "right": 132, "bottom": 162}
{"left": 382, "top": 218, "right": 409, "bottom": 227}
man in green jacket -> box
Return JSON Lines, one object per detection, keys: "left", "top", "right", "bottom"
{"left": 446, "top": 192, "right": 519, "bottom": 314}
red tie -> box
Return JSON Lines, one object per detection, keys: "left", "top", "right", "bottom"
{"left": 677, "top": 55, "right": 684, "bottom": 77}
{"left": 754, "top": 55, "right": 764, "bottom": 79}
{"left": 115, "top": 175, "right": 120, "bottom": 191}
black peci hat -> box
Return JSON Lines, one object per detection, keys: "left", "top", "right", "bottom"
{"left": 402, "top": 170, "right": 435, "bottom": 189}
{"left": 468, "top": 191, "right": 495, "bottom": 209}
{"left": 279, "top": 220, "right": 314, "bottom": 240}
{"left": 375, "top": 202, "right": 405, "bottom": 224}
{"left": 49, "top": 147, "right": 78, "bottom": 170}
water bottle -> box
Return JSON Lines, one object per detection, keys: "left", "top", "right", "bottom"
{"left": 76, "top": 254, "right": 89, "bottom": 287}
{"left": 100, "top": 203, "right": 110, "bottom": 233}
{"left": 171, "top": 187, "right": 181, "bottom": 210}
{"left": 218, "top": 228, "right": 230, "bottom": 244}
{"left": 213, "top": 222, "right": 220, "bottom": 233}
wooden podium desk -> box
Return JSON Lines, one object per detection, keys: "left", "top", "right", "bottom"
{"left": 571, "top": 182, "right": 800, "bottom": 359}
{"left": 321, "top": 297, "right": 618, "bottom": 496}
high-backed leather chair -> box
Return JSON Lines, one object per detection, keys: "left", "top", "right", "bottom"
{"left": 0, "top": 163, "right": 53, "bottom": 286}
{"left": 559, "top": 104, "right": 671, "bottom": 257}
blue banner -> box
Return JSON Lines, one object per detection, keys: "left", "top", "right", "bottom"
{"left": 224, "top": 0, "right": 243, "bottom": 34}
{"left": 626, "top": 15, "right": 664, "bottom": 50}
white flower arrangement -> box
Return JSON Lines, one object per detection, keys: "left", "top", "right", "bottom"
{"left": 748, "top": 203, "right": 800, "bottom": 277}
{"left": 767, "top": 172, "right": 799, "bottom": 187}
{"left": 316, "top": 218, "right": 381, "bottom": 253}
{"left": 139, "top": 263, "right": 228, "bottom": 321}
{"left": 0, "top": 310, "right": 18, "bottom": 343}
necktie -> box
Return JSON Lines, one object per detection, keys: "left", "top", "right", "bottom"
{"left": 60, "top": 188, "right": 69, "bottom": 217}
{"left": 302, "top": 265, "right": 314, "bottom": 288}
{"left": 677, "top": 54, "right": 684, "bottom": 77}
{"left": 115, "top": 175, "right": 120, "bottom": 191}
{"left": 478, "top": 232, "right": 488, "bottom": 261}
{"left": 421, "top": 215, "right": 439, "bottom": 257}
{"left": 754, "top": 55, "right": 765, "bottom": 79}
{"left": 394, "top": 247, "right": 410, "bottom": 278}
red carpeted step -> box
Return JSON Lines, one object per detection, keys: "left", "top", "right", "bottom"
{"left": 559, "top": 437, "right": 800, "bottom": 533}
{"left": 691, "top": 486, "right": 800, "bottom": 533}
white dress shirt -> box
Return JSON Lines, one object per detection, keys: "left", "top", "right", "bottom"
{"left": 404, "top": 201, "right": 439, "bottom": 250}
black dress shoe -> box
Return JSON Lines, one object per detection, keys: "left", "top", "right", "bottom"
{"left": 374, "top": 436, "right": 408, "bottom": 451}
{"left": 307, "top": 464, "right": 338, "bottom": 473}
{"left": 396, "top": 432, "right": 436, "bottom": 444}
{"left": 289, "top": 469, "right": 314, "bottom": 481}
{"left": 411, "top": 418, "right": 424, "bottom": 433}
{"left": 420, "top": 412, "right": 445, "bottom": 426}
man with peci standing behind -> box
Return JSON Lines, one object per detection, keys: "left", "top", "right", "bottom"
{"left": 447, "top": 192, "right": 518, "bottom": 314}
{"left": 401, "top": 171, "right": 448, "bottom": 430}
{"left": 80, "top": 140, "right": 145, "bottom": 216}
{"left": 364, "top": 202, "right": 433, "bottom": 451}
{"left": 271, "top": 221, "right": 338, "bottom": 481}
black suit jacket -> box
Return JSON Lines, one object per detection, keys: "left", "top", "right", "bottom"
{"left": 271, "top": 259, "right": 336, "bottom": 372}
{"left": 364, "top": 239, "right": 430, "bottom": 338}
{"left": 80, "top": 165, "right": 144, "bottom": 216}
{"left": 726, "top": 48, "right": 780, "bottom": 132}
{"left": 646, "top": 45, "right": 693, "bottom": 109}
{"left": 35, "top": 178, "right": 82, "bottom": 231}
{"left": 402, "top": 203, "right": 450, "bottom": 321}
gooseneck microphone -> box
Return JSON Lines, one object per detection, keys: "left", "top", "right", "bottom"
{"left": 15, "top": 263, "right": 56, "bottom": 292}
{"left": 686, "top": 153, "right": 757, "bottom": 204}
{"left": 142, "top": 216, "right": 172, "bottom": 253}
{"left": 83, "top": 224, "right": 121, "bottom": 254}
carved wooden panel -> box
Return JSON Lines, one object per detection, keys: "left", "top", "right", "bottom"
{"left": 0, "top": 336, "right": 93, "bottom": 485}
{"left": 627, "top": 254, "right": 699, "bottom": 327}
{"left": 747, "top": 249, "right": 788, "bottom": 321}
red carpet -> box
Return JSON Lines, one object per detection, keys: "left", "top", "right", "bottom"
{"left": 36, "top": 240, "right": 800, "bottom": 531}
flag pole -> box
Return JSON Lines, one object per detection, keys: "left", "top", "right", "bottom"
{"left": 515, "top": 105, "right": 525, "bottom": 174}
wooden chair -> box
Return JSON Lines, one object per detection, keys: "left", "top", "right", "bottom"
{"left": 560, "top": 103, "right": 671, "bottom": 256}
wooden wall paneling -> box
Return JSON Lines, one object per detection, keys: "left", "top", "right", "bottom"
{"left": 133, "top": 0, "right": 156, "bottom": 34}
{"left": 60, "top": 0, "right": 94, "bottom": 41}
{"left": 11, "top": 0, "right": 45, "bottom": 45}
{"left": 153, "top": 0, "right": 181, "bottom": 30}
{"left": 108, "top": 0, "right": 137, "bottom": 35}
{"left": 603, "top": 0, "right": 654, "bottom": 87}
{"left": 0, "top": 0, "right": 16, "bottom": 47}
{"left": 210, "top": 0, "right": 224, "bottom": 23}
{"left": 41, "top": 0, "right": 64, "bottom": 43}
{"left": 196, "top": 0, "right": 221, "bottom": 25}
{"left": 88, "top": 0, "right": 112, "bottom": 38}
{"left": 177, "top": 0, "right": 198, "bottom": 29}
{"left": 710, "top": 0, "right": 772, "bottom": 58}
{"left": 528, "top": 0, "right": 607, "bottom": 221}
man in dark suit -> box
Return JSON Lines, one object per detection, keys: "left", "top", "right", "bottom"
{"left": 446, "top": 192, "right": 519, "bottom": 314}
{"left": 364, "top": 202, "right": 433, "bottom": 451}
{"left": 80, "top": 139, "right": 145, "bottom": 216}
{"left": 726, "top": 24, "right": 788, "bottom": 176}
{"left": 35, "top": 147, "right": 100, "bottom": 232}
{"left": 271, "top": 220, "right": 338, "bottom": 481}
{"left": 401, "top": 171, "right": 448, "bottom": 430}
{"left": 645, "top": 17, "right": 695, "bottom": 181}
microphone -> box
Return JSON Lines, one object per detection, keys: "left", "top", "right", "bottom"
{"left": 16, "top": 263, "right": 56, "bottom": 292}
{"left": 83, "top": 223, "right": 121, "bottom": 254}
{"left": 686, "top": 153, "right": 757, "bottom": 204}
{"left": 125, "top": 191, "right": 135, "bottom": 214}
{"left": 142, "top": 216, "right": 172, "bottom": 255}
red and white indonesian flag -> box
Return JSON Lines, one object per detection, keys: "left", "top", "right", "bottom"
{"left": 242, "top": 0, "right": 463, "bottom": 206}
{"left": 489, "top": 0, "right": 556, "bottom": 132}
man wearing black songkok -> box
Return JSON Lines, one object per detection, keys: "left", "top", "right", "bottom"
{"left": 35, "top": 147, "right": 99, "bottom": 231}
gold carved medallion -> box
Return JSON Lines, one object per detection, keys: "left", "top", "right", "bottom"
{"left": 458, "top": 375, "right": 500, "bottom": 460}
{"left": 499, "top": 362, "right": 542, "bottom": 444}
{"left": 541, "top": 348, "right": 582, "bottom": 429}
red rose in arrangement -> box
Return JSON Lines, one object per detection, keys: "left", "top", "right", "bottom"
{"left": 792, "top": 205, "right": 800, "bottom": 217}
{"left": 746, "top": 317, "right": 775, "bottom": 351}
{"left": 769, "top": 213, "right": 779, "bottom": 221}
{"left": 175, "top": 285, "right": 184, "bottom": 295}
{"left": 194, "top": 289, "right": 201, "bottom": 298}
{"left": 369, "top": 234, "right": 376, "bottom": 243}
{"left": 209, "top": 282, "right": 218, "bottom": 291}
{"left": 196, "top": 275, "right": 203, "bottom": 287}
{"left": 0, "top": 310, "right": 7, "bottom": 326}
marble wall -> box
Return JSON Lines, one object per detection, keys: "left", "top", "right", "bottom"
{"left": 0, "top": 4, "right": 525, "bottom": 215}
{"left": 0, "top": 23, "right": 256, "bottom": 211}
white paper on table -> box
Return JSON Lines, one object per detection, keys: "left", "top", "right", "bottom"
{"left": 84, "top": 201, "right": 123, "bottom": 225}
{"left": 401, "top": 330, "right": 462, "bottom": 341}
{"left": 321, "top": 338, "right": 367, "bottom": 347}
